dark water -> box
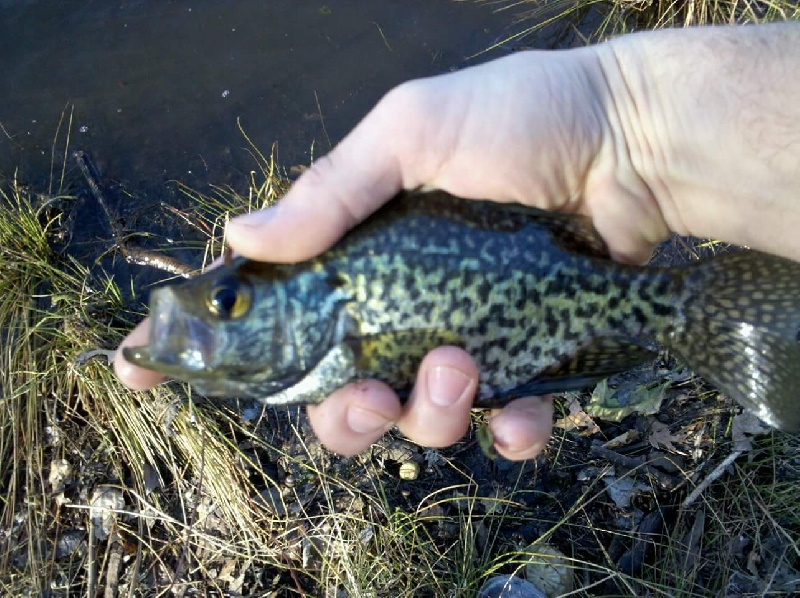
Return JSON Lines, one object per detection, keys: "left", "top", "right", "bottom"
{"left": 0, "top": 0, "right": 528, "bottom": 190}
{"left": 0, "top": 0, "right": 602, "bottom": 294}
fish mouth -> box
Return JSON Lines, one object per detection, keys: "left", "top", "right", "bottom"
{"left": 122, "top": 285, "right": 222, "bottom": 378}
{"left": 122, "top": 343, "right": 294, "bottom": 398}
{"left": 122, "top": 345, "right": 215, "bottom": 379}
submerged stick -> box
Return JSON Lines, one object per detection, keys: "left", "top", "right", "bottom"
{"left": 74, "top": 150, "right": 195, "bottom": 278}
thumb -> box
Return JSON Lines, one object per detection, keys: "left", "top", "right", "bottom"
{"left": 226, "top": 86, "right": 426, "bottom": 263}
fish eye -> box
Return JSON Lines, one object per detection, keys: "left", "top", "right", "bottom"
{"left": 206, "top": 276, "right": 252, "bottom": 319}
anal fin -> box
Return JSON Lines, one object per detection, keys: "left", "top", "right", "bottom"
{"left": 476, "top": 337, "right": 657, "bottom": 408}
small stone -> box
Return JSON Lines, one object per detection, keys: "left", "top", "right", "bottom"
{"left": 477, "top": 575, "right": 545, "bottom": 598}
{"left": 398, "top": 461, "right": 420, "bottom": 480}
{"left": 523, "top": 542, "right": 575, "bottom": 597}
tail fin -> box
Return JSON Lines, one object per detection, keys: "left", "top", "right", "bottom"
{"left": 668, "top": 250, "right": 800, "bottom": 432}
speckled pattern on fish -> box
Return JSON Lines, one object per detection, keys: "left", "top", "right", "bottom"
{"left": 124, "top": 191, "right": 800, "bottom": 432}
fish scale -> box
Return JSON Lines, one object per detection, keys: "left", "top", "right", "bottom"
{"left": 124, "top": 191, "right": 800, "bottom": 432}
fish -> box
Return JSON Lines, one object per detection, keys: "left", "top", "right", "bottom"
{"left": 123, "top": 191, "right": 800, "bottom": 432}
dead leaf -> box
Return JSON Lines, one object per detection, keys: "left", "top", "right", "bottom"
{"left": 217, "top": 558, "right": 247, "bottom": 593}
{"left": 586, "top": 377, "right": 670, "bottom": 422}
{"left": 648, "top": 421, "right": 686, "bottom": 453}
{"left": 554, "top": 395, "right": 600, "bottom": 434}
{"left": 602, "top": 430, "right": 640, "bottom": 450}
{"left": 679, "top": 510, "right": 705, "bottom": 580}
{"left": 48, "top": 458, "right": 72, "bottom": 494}
{"left": 747, "top": 549, "right": 761, "bottom": 577}
{"left": 602, "top": 474, "right": 652, "bottom": 509}
{"left": 523, "top": 541, "right": 575, "bottom": 597}
{"left": 732, "top": 411, "right": 771, "bottom": 454}
{"left": 89, "top": 485, "right": 125, "bottom": 541}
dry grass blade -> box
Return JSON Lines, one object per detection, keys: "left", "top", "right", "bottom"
{"left": 469, "top": 0, "right": 800, "bottom": 49}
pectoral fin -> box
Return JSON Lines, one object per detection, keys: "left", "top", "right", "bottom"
{"left": 259, "top": 343, "right": 359, "bottom": 406}
{"left": 260, "top": 329, "right": 465, "bottom": 406}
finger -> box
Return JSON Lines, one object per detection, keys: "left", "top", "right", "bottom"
{"left": 307, "top": 380, "right": 400, "bottom": 456}
{"left": 396, "top": 346, "right": 479, "bottom": 448}
{"left": 226, "top": 101, "right": 403, "bottom": 262}
{"left": 225, "top": 83, "right": 435, "bottom": 263}
{"left": 488, "top": 396, "right": 554, "bottom": 461}
{"left": 585, "top": 175, "right": 667, "bottom": 264}
{"left": 113, "top": 318, "right": 166, "bottom": 390}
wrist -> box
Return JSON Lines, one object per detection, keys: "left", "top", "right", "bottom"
{"left": 597, "top": 24, "right": 800, "bottom": 260}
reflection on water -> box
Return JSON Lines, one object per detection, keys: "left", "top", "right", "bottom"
{"left": 0, "top": 0, "right": 516, "bottom": 189}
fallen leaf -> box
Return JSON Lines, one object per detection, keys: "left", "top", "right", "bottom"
{"left": 89, "top": 485, "right": 125, "bottom": 541}
{"left": 586, "top": 377, "right": 670, "bottom": 422}
{"left": 648, "top": 421, "right": 686, "bottom": 453}
{"left": 217, "top": 558, "right": 247, "bottom": 593}
{"left": 554, "top": 395, "right": 600, "bottom": 434}
{"left": 523, "top": 541, "right": 575, "bottom": 597}
{"left": 48, "top": 458, "right": 72, "bottom": 494}
{"left": 602, "top": 474, "right": 652, "bottom": 510}
{"left": 732, "top": 411, "right": 771, "bottom": 454}
{"left": 602, "top": 429, "right": 640, "bottom": 450}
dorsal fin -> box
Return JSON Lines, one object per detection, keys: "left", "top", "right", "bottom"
{"left": 386, "top": 190, "right": 612, "bottom": 259}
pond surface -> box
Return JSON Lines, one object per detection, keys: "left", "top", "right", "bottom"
{"left": 0, "top": 0, "right": 529, "bottom": 190}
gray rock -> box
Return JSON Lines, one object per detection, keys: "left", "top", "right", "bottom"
{"left": 477, "top": 575, "right": 546, "bottom": 598}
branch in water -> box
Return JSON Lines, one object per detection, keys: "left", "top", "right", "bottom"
{"left": 74, "top": 150, "right": 195, "bottom": 278}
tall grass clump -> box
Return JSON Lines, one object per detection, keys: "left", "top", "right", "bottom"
{"left": 0, "top": 152, "right": 301, "bottom": 593}
{"left": 0, "top": 180, "right": 97, "bottom": 590}
{"left": 471, "top": 0, "right": 800, "bottom": 50}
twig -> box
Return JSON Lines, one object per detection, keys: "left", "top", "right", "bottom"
{"left": 73, "top": 150, "right": 195, "bottom": 278}
{"left": 682, "top": 449, "right": 743, "bottom": 509}
{"left": 589, "top": 444, "right": 679, "bottom": 489}
{"left": 73, "top": 150, "right": 119, "bottom": 237}
{"left": 288, "top": 564, "right": 307, "bottom": 597}
{"left": 127, "top": 515, "right": 144, "bottom": 598}
{"left": 104, "top": 540, "right": 123, "bottom": 598}
{"left": 50, "top": 104, "right": 74, "bottom": 196}
{"left": 87, "top": 516, "right": 97, "bottom": 598}
{"left": 0, "top": 119, "right": 14, "bottom": 140}
{"left": 371, "top": 21, "right": 394, "bottom": 53}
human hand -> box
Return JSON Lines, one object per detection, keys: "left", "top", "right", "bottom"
{"left": 116, "top": 24, "right": 800, "bottom": 459}
{"left": 118, "top": 49, "right": 640, "bottom": 459}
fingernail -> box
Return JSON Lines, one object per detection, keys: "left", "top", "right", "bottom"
{"left": 489, "top": 400, "right": 548, "bottom": 455}
{"left": 347, "top": 407, "right": 393, "bottom": 435}
{"left": 427, "top": 366, "right": 474, "bottom": 407}
{"left": 229, "top": 205, "right": 280, "bottom": 228}
{"left": 489, "top": 421, "right": 530, "bottom": 454}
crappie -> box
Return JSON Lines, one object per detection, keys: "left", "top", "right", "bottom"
{"left": 124, "top": 191, "right": 800, "bottom": 431}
